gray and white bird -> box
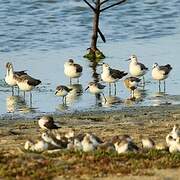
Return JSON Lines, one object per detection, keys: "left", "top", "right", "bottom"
{"left": 55, "top": 85, "right": 72, "bottom": 104}
{"left": 127, "top": 55, "right": 148, "bottom": 84}
{"left": 5, "top": 62, "right": 27, "bottom": 94}
{"left": 101, "top": 63, "right": 127, "bottom": 94}
{"left": 152, "top": 63, "right": 172, "bottom": 92}
{"left": 15, "top": 74, "right": 41, "bottom": 104}
{"left": 64, "top": 59, "right": 83, "bottom": 84}
{"left": 38, "top": 115, "right": 60, "bottom": 131}
{"left": 85, "top": 82, "right": 106, "bottom": 102}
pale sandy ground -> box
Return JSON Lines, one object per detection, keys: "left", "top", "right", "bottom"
{"left": 0, "top": 105, "right": 180, "bottom": 179}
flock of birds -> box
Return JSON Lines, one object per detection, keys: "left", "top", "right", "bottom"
{"left": 24, "top": 115, "right": 180, "bottom": 154}
{"left": 4, "top": 54, "right": 172, "bottom": 106}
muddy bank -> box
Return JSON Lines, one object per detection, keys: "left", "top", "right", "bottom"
{"left": 0, "top": 105, "right": 180, "bottom": 179}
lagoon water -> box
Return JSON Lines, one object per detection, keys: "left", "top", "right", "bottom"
{"left": 0, "top": 0, "right": 180, "bottom": 117}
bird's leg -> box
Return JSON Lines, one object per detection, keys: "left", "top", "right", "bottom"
{"left": 64, "top": 96, "right": 67, "bottom": 105}
{"left": 17, "top": 86, "right": 20, "bottom": 96}
{"left": 142, "top": 76, "right": 145, "bottom": 89}
{"left": 163, "top": 80, "right": 166, "bottom": 93}
{"left": 30, "top": 91, "right": 32, "bottom": 107}
{"left": 109, "top": 83, "right": 111, "bottom": 95}
{"left": 101, "top": 93, "right": 107, "bottom": 103}
{"left": 77, "top": 78, "right": 79, "bottom": 84}
{"left": 114, "top": 83, "right": 117, "bottom": 95}
{"left": 158, "top": 80, "right": 161, "bottom": 92}
{"left": 23, "top": 91, "right": 26, "bottom": 99}
{"left": 11, "top": 86, "right": 14, "bottom": 96}
{"left": 70, "top": 78, "right": 72, "bottom": 85}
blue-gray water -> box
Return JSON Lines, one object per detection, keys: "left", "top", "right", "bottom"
{"left": 0, "top": 0, "right": 180, "bottom": 117}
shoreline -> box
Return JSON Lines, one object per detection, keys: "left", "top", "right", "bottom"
{"left": 0, "top": 104, "right": 180, "bottom": 179}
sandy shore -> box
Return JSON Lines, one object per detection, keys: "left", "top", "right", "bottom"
{"left": 0, "top": 105, "right": 180, "bottom": 179}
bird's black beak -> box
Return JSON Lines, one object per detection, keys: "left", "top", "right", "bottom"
{"left": 85, "top": 86, "right": 89, "bottom": 91}
{"left": 55, "top": 91, "right": 58, "bottom": 95}
{"left": 125, "top": 58, "right": 131, "bottom": 61}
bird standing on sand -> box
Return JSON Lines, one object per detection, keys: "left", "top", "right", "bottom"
{"left": 38, "top": 115, "right": 60, "bottom": 131}
{"left": 85, "top": 82, "right": 106, "bottom": 102}
{"left": 5, "top": 62, "right": 27, "bottom": 95}
{"left": 124, "top": 77, "right": 141, "bottom": 99}
{"left": 152, "top": 63, "right": 172, "bottom": 92}
{"left": 101, "top": 63, "right": 127, "bottom": 94}
{"left": 64, "top": 59, "right": 83, "bottom": 84}
{"left": 127, "top": 55, "right": 148, "bottom": 85}
{"left": 55, "top": 85, "right": 72, "bottom": 104}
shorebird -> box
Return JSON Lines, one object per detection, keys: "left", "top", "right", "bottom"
{"left": 114, "top": 139, "right": 139, "bottom": 154}
{"left": 124, "top": 77, "right": 141, "bottom": 99}
{"left": 64, "top": 59, "right": 83, "bottom": 84}
{"left": 85, "top": 82, "right": 106, "bottom": 102}
{"left": 41, "top": 132, "right": 66, "bottom": 148}
{"left": 127, "top": 55, "right": 148, "bottom": 85}
{"left": 81, "top": 135, "right": 96, "bottom": 152}
{"left": 24, "top": 140, "right": 49, "bottom": 152}
{"left": 152, "top": 63, "right": 172, "bottom": 92}
{"left": 55, "top": 85, "right": 73, "bottom": 104}
{"left": 169, "top": 137, "right": 180, "bottom": 153}
{"left": 38, "top": 115, "right": 60, "bottom": 131}
{"left": 141, "top": 136, "right": 155, "bottom": 149}
{"left": 15, "top": 74, "right": 41, "bottom": 104}
{"left": 5, "top": 62, "right": 27, "bottom": 95}
{"left": 101, "top": 63, "right": 127, "bottom": 94}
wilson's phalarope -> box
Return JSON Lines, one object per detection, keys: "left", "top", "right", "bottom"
{"left": 15, "top": 74, "right": 41, "bottom": 104}
{"left": 81, "top": 135, "right": 96, "bottom": 152}
{"left": 55, "top": 85, "right": 73, "bottom": 104}
{"left": 127, "top": 55, "right": 148, "bottom": 84}
{"left": 64, "top": 59, "right": 83, "bottom": 84}
{"left": 85, "top": 82, "right": 106, "bottom": 102}
{"left": 38, "top": 115, "right": 60, "bottom": 131}
{"left": 124, "top": 77, "right": 141, "bottom": 99}
{"left": 5, "top": 62, "right": 27, "bottom": 95}
{"left": 169, "top": 137, "right": 180, "bottom": 153}
{"left": 152, "top": 63, "right": 172, "bottom": 92}
{"left": 101, "top": 63, "right": 127, "bottom": 94}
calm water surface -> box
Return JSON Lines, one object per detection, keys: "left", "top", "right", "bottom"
{"left": 0, "top": 0, "right": 180, "bottom": 118}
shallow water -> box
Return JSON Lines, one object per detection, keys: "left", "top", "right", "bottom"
{"left": 0, "top": 0, "right": 180, "bottom": 117}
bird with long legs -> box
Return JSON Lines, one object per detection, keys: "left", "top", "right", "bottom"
{"left": 152, "top": 63, "right": 172, "bottom": 92}
{"left": 127, "top": 55, "right": 148, "bottom": 86}
{"left": 15, "top": 74, "right": 41, "bottom": 106}
{"left": 55, "top": 85, "right": 73, "bottom": 104}
{"left": 5, "top": 62, "right": 27, "bottom": 95}
{"left": 101, "top": 63, "right": 127, "bottom": 95}
{"left": 124, "top": 76, "right": 141, "bottom": 100}
{"left": 64, "top": 59, "right": 83, "bottom": 84}
{"left": 85, "top": 82, "right": 106, "bottom": 103}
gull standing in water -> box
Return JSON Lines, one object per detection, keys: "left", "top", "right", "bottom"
{"left": 85, "top": 82, "right": 106, "bottom": 103}
{"left": 127, "top": 55, "right": 148, "bottom": 85}
{"left": 152, "top": 63, "right": 172, "bottom": 92}
{"left": 5, "top": 62, "right": 27, "bottom": 95}
{"left": 15, "top": 74, "right": 41, "bottom": 105}
{"left": 64, "top": 59, "right": 83, "bottom": 84}
{"left": 55, "top": 85, "right": 73, "bottom": 104}
{"left": 101, "top": 63, "right": 127, "bottom": 95}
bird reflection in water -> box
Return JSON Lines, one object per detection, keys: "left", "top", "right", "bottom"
{"left": 101, "top": 95, "right": 122, "bottom": 107}
{"left": 66, "top": 83, "right": 83, "bottom": 105}
{"left": 6, "top": 95, "right": 36, "bottom": 113}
